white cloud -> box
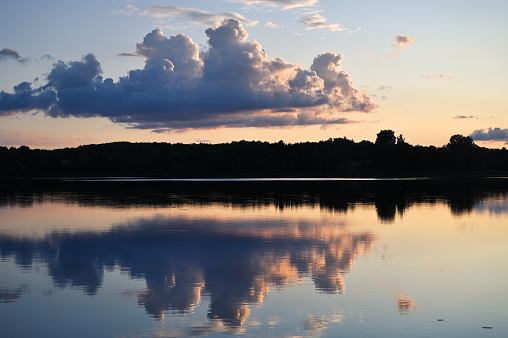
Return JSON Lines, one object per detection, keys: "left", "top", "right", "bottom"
{"left": 298, "top": 11, "right": 357, "bottom": 32}
{"left": 141, "top": 6, "right": 259, "bottom": 27}
{"left": 111, "top": 4, "right": 140, "bottom": 16}
{"left": 265, "top": 21, "right": 282, "bottom": 28}
{"left": 226, "top": 0, "right": 318, "bottom": 10}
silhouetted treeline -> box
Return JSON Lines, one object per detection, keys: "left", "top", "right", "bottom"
{"left": 1, "top": 131, "right": 507, "bottom": 176}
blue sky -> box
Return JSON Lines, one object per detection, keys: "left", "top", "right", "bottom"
{"left": 1, "top": 0, "right": 507, "bottom": 149}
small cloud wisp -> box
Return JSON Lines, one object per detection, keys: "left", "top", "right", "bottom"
{"left": 141, "top": 6, "right": 259, "bottom": 27}
{"left": 392, "top": 35, "right": 416, "bottom": 49}
{"left": 421, "top": 74, "right": 453, "bottom": 80}
{"left": 226, "top": 0, "right": 318, "bottom": 10}
{"left": 0, "top": 48, "right": 28, "bottom": 64}
{"left": 453, "top": 115, "right": 476, "bottom": 119}
{"left": 298, "top": 11, "right": 359, "bottom": 32}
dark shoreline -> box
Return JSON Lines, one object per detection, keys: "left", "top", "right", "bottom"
{"left": 2, "top": 137, "right": 507, "bottom": 178}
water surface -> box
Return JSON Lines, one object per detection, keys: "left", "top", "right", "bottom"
{"left": 1, "top": 178, "right": 507, "bottom": 337}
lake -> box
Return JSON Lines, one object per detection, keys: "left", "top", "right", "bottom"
{"left": 1, "top": 177, "right": 507, "bottom": 337}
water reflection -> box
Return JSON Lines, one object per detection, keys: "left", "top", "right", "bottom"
{"left": 0, "top": 214, "right": 374, "bottom": 325}
{"left": 0, "top": 285, "right": 28, "bottom": 303}
{"left": 395, "top": 293, "right": 418, "bottom": 315}
{"left": 474, "top": 194, "right": 508, "bottom": 215}
{"left": 1, "top": 178, "right": 507, "bottom": 336}
{"left": 304, "top": 314, "right": 344, "bottom": 334}
{"left": 1, "top": 178, "right": 507, "bottom": 222}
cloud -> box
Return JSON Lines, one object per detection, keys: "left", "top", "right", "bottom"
{"left": 141, "top": 6, "right": 259, "bottom": 27}
{"left": 378, "top": 85, "right": 392, "bottom": 90}
{"left": 111, "top": 4, "right": 140, "bottom": 16}
{"left": 117, "top": 52, "right": 140, "bottom": 57}
{"left": 421, "top": 74, "right": 453, "bottom": 80}
{"left": 0, "top": 49, "right": 53, "bottom": 64}
{"left": 298, "top": 11, "right": 357, "bottom": 32}
{"left": 0, "top": 48, "right": 28, "bottom": 64}
{"left": 0, "top": 19, "right": 375, "bottom": 131}
{"left": 469, "top": 127, "right": 508, "bottom": 142}
{"left": 40, "top": 54, "right": 55, "bottom": 61}
{"left": 0, "top": 82, "right": 57, "bottom": 116}
{"left": 453, "top": 115, "right": 476, "bottom": 119}
{"left": 265, "top": 21, "right": 282, "bottom": 28}
{"left": 226, "top": 0, "right": 318, "bottom": 10}
{"left": 148, "top": 112, "right": 358, "bottom": 132}
{"left": 392, "top": 35, "right": 416, "bottom": 49}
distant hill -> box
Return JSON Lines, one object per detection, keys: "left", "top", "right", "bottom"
{"left": 1, "top": 131, "right": 507, "bottom": 177}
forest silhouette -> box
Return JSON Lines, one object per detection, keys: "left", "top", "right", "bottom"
{"left": 1, "top": 130, "right": 507, "bottom": 176}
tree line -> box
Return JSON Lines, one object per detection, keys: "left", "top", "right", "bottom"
{"left": 1, "top": 130, "right": 507, "bottom": 177}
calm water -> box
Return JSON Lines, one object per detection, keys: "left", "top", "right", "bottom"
{"left": 1, "top": 178, "right": 507, "bottom": 337}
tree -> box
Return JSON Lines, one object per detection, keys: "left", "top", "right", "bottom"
{"left": 396, "top": 134, "right": 406, "bottom": 145}
{"left": 375, "top": 130, "right": 396, "bottom": 147}
{"left": 446, "top": 134, "right": 477, "bottom": 149}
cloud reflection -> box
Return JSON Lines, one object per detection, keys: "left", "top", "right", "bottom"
{"left": 0, "top": 214, "right": 374, "bottom": 325}
{"left": 474, "top": 195, "right": 508, "bottom": 215}
{"left": 0, "top": 285, "right": 29, "bottom": 303}
{"left": 2, "top": 178, "right": 508, "bottom": 336}
{"left": 305, "top": 314, "right": 344, "bottom": 333}
{"left": 396, "top": 293, "right": 418, "bottom": 315}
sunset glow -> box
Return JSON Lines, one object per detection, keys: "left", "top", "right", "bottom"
{"left": 1, "top": 1, "right": 507, "bottom": 149}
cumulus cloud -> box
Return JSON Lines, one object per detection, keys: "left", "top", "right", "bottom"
{"left": 470, "top": 128, "right": 508, "bottom": 142}
{"left": 141, "top": 6, "right": 259, "bottom": 27}
{"left": 226, "top": 0, "right": 318, "bottom": 10}
{"left": 0, "top": 82, "right": 56, "bottom": 116}
{"left": 0, "top": 48, "right": 28, "bottom": 64}
{"left": 392, "top": 35, "right": 416, "bottom": 49}
{"left": 0, "top": 19, "right": 375, "bottom": 131}
{"left": 298, "top": 11, "right": 357, "bottom": 32}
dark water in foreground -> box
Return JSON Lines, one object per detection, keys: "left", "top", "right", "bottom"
{"left": 0, "top": 178, "right": 507, "bottom": 337}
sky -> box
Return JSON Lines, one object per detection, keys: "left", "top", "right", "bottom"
{"left": 1, "top": 0, "right": 507, "bottom": 149}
